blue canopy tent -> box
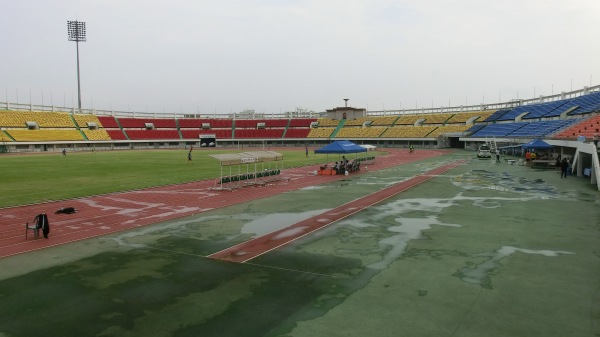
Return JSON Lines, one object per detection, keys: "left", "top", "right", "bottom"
{"left": 521, "top": 139, "right": 553, "bottom": 150}
{"left": 314, "top": 140, "right": 367, "bottom": 154}
{"left": 314, "top": 140, "right": 368, "bottom": 175}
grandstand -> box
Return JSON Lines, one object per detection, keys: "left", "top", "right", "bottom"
{"left": 0, "top": 85, "right": 598, "bottom": 153}
{"left": 1, "top": 85, "right": 599, "bottom": 190}
{"left": 335, "top": 126, "right": 387, "bottom": 138}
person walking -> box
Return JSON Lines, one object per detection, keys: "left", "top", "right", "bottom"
{"left": 495, "top": 149, "right": 500, "bottom": 163}
{"left": 187, "top": 146, "right": 193, "bottom": 164}
{"left": 305, "top": 146, "right": 308, "bottom": 158}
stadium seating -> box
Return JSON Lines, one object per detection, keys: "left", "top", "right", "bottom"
{"left": 124, "top": 129, "right": 180, "bottom": 140}
{"left": 564, "top": 91, "right": 600, "bottom": 115}
{"left": 393, "top": 115, "right": 423, "bottom": 125}
{"left": 421, "top": 113, "right": 451, "bottom": 124}
{"left": 335, "top": 126, "right": 386, "bottom": 138}
{"left": 469, "top": 123, "right": 527, "bottom": 138}
{"left": 470, "top": 119, "right": 582, "bottom": 138}
{"left": 288, "top": 118, "right": 316, "bottom": 127}
{"left": 3, "top": 93, "right": 597, "bottom": 144}
{"left": 307, "top": 128, "right": 334, "bottom": 138}
{"left": 520, "top": 100, "right": 572, "bottom": 119}
{"left": 316, "top": 118, "right": 340, "bottom": 127}
{"left": 427, "top": 125, "right": 470, "bottom": 137}
{"left": 177, "top": 118, "right": 204, "bottom": 128}
{"left": 233, "top": 119, "right": 289, "bottom": 128}
{"left": 370, "top": 116, "right": 399, "bottom": 126}
{"left": 508, "top": 119, "right": 578, "bottom": 137}
{"left": 464, "top": 123, "right": 486, "bottom": 135}
{"left": 484, "top": 109, "right": 512, "bottom": 122}
{"left": 97, "top": 116, "right": 120, "bottom": 128}
{"left": 481, "top": 92, "right": 600, "bottom": 122}
{"left": 344, "top": 117, "right": 374, "bottom": 126}
{"left": 82, "top": 129, "right": 111, "bottom": 141}
{"left": 235, "top": 120, "right": 261, "bottom": 128}
{"left": 118, "top": 117, "right": 177, "bottom": 128}
{"left": 0, "top": 111, "right": 75, "bottom": 128}
{"left": 495, "top": 101, "right": 569, "bottom": 121}
{"left": 264, "top": 119, "right": 289, "bottom": 128}
{"left": 181, "top": 129, "right": 232, "bottom": 139}
{"left": 554, "top": 114, "right": 600, "bottom": 139}
{"left": 445, "top": 111, "right": 494, "bottom": 123}
{"left": 73, "top": 113, "right": 102, "bottom": 128}
{"left": 7, "top": 129, "right": 84, "bottom": 141}
{"left": 106, "top": 129, "right": 128, "bottom": 140}
{"left": 381, "top": 126, "right": 437, "bottom": 138}
{"left": 208, "top": 119, "right": 234, "bottom": 128}
{"left": 284, "top": 128, "right": 311, "bottom": 138}
{"left": 234, "top": 129, "right": 284, "bottom": 139}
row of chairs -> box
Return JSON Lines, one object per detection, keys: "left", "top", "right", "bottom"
{"left": 355, "top": 156, "right": 375, "bottom": 165}
{"left": 214, "top": 169, "right": 283, "bottom": 190}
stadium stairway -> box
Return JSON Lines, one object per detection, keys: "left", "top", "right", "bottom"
{"left": 330, "top": 119, "right": 346, "bottom": 138}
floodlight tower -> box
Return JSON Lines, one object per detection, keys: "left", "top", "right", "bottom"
{"left": 67, "top": 20, "right": 86, "bottom": 112}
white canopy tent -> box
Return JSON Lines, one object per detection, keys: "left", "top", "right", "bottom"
{"left": 360, "top": 144, "right": 377, "bottom": 151}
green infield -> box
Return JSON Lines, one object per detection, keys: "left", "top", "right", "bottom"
{"left": 0, "top": 149, "right": 382, "bottom": 208}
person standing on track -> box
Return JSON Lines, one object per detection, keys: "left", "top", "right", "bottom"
{"left": 560, "top": 157, "right": 569, "bottom": 178}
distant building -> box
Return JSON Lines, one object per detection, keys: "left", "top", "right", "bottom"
{"left": 326, "top": 99, "right": 366, "bottom": 120}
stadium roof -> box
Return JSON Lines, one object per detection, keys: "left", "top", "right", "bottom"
{"left": 210, "top": 151, "right": 283, "bottom": 166}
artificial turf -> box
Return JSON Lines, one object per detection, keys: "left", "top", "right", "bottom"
{"left": 0, "top": 148, "right": 380, "bottom": 208}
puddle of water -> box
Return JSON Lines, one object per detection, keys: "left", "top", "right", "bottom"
{"left": 455, "top": 246, "right": 574, "bottom": 288}
{"left": 452, "top": 170, "right": 558, "bottom": 198}
{"left": 271, "top": 226, "right": 309, "bottom": 240}
{"left": 368, "top": 215, "right": 461, "bottom": 270}
{"left": 241, "top": 209, "right": 330, "bottom": 237}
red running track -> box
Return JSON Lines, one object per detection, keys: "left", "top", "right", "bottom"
{"left": 0, "top": 149, "right": 453, "bottom": 259}
{"left": 208, "top": 160, "right": 464, "bottom": 263}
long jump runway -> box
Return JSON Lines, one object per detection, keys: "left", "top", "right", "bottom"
{"left": 0, "top": 149, "right": 456, "bottom": 259}
{"left": 208, "top": 160, "right": 464, "bottom": 263}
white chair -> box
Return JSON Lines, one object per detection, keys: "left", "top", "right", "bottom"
{"left": 25, "top": 213, "right": 49, "bottom": 239}
{"left": 25, "top": 221, "right": 41, "bottom": 239}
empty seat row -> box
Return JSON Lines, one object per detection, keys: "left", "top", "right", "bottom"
{"left": 219, "top": 169, "right": 282, "bottom": 184}
{"left": 485, "top": 92, "right": 600, "bottom": 122}
{"left": 0, "top": 111, "right": 75, "bottom": 128}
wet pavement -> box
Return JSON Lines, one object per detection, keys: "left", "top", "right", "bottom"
{"left": 0, "top": 151, "right": 598, "bottom": 337}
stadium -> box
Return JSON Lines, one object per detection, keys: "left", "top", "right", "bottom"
{"left": 1, "top": 1, "right": 600, "bottom": 336}
{"left": 1, "top": 84, "right": 599, "bottom": 337}
{"left": 1, "top": 83, "right": 599, "bottom": 190}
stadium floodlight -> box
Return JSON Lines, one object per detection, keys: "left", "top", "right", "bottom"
{"left": 67, "top": 20, "right": 86, "bottom": 112}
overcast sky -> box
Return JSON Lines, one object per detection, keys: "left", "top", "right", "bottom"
{"left": 1, "top": 0, "right": 599, "bottom": 115}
